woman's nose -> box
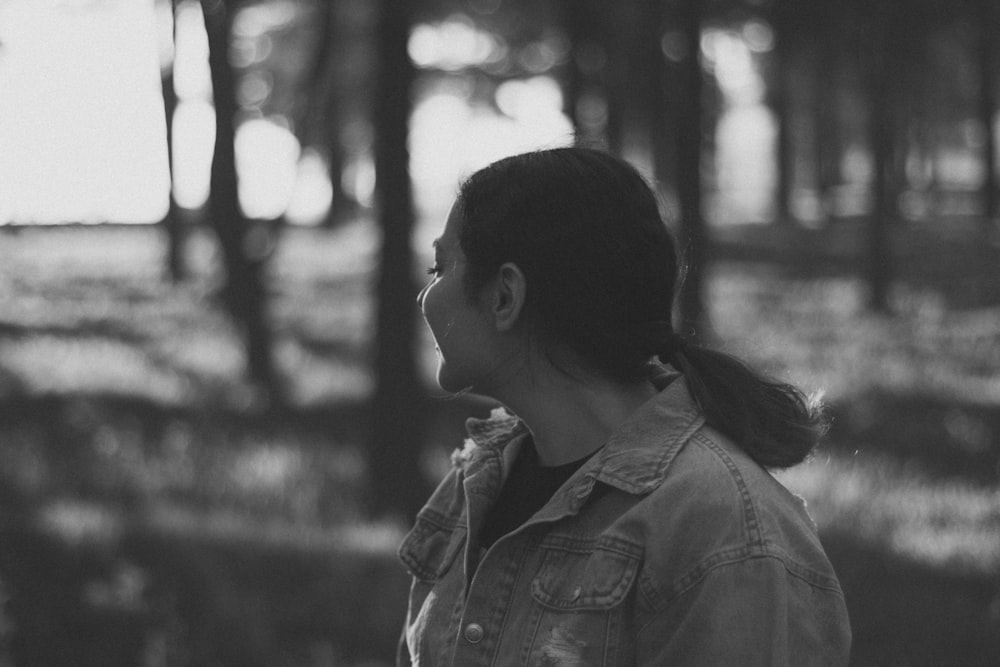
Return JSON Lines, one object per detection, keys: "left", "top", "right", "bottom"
{"left": 416, "top": 282, "right": 430, "bottom": 308}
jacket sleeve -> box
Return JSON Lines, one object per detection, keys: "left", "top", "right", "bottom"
{"left": 395, "top": 621, "right": 411, "bottom": 667}
{"left": 637, "top": 555, "right": 851, "bottom": 666}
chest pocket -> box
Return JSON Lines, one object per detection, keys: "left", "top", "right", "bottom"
{"left": 398, "top": 512, "right": 467, "bottom": 582}
{"left": 526, "top": 538, "right": 641, "bottom": 665}
{"left": 531, "top": 538, "right": 641, "bottom": 610}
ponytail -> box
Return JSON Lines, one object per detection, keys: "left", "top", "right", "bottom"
{"left": 659, "top": 343, "right": 827, "bottom": 469}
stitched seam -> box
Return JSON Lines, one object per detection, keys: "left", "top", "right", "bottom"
{"left": 639, "top": 550, "right": 841, "bottom": 630}
{"left": 602, "top": 605, "right": 610, "bottom": 665}
{"left": 596, "top": 412, "right": 704, "bottom": 493}
{"left": 416, "top": 508, "right": 459, "bottom": 531}
{"left": 399, "top": 520, "right": 465, "bottom": 581}
{"left": 781, "top": 554, "right": 845, "bottom": 593}
{"left": 441, "top": 576, "right": 466, "bottom": 665}
{"left": 638, "top": 544, "right": 764, "bottom": 611}
{"left": 465, "top": 452, "right": 504, "bottom": 497}
{"left": 692, "top": 432, "right": 765, "bottom": 547}
{"left": 531, "top": 555, "right": 639, "bottom": 610}
{"left": 519, "top": 594, "right": 545, "bottom": 665}
{"left": 535, "top": 534, "right": 643, "bottom": 559}
{"left": 655, "top": 412, "right": 706, "bottom": 476}
{"left": 637, "top": 568, "right": 659, "bottom": 613}
{"left": 665, "top": 545, "right": 763, "bottom": 602}
{"left": 490, "top": 544, "right": 530, "bottom": 664}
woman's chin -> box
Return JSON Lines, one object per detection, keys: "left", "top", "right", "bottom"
{"left": 438, "top": 367, "right": 482, "bottom": 395}
{"left": 435, "top": 367, "right": 464, "bottom": 394}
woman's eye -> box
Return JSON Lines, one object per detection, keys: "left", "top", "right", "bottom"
{"left": 426, "top": 265, "right": 442, "bottom": 277}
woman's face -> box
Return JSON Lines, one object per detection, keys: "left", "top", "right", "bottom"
{"left": 418, "top": 203, "right": 496, "bottom": 393}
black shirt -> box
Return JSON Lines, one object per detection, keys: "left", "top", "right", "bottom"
{"left": 479, "top": 437, "right": 597, "bottom": 549}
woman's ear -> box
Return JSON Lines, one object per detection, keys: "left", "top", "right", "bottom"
{"left": 492, "top": 262, "right": 526, "bottom": 332}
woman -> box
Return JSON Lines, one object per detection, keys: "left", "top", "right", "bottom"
{"left": 398, "top": 148, "right": 851, "bottom": 665}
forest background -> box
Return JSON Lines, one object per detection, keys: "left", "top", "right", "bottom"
{"left": 0, "top": 0, "right": 999, "bottom": 664}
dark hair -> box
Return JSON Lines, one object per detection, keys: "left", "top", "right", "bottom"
{"left": 456, "top": 147, "right": 825, "bottom": 468}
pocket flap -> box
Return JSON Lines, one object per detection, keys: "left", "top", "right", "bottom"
{"left": 531, "top": 542, "right": 640, "bottom": 611}
{"left": 398, "top": 513, "right": 467, "bottom": 582}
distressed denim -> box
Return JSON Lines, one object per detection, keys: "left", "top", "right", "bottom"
{"left": 397, "top": 370, "right": 851, "bottom": 666}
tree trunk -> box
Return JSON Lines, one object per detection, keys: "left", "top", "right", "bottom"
{"left": 598, "top": 2, "right": 628, "bottom": 155}
{"left": 302, "top": 0, "right": 358, "bottom": 228}
{"left": 560, "top": 0, "right": 586, "bottom": 141}
{"left": 640, "top": 0, "right": 672, "bottom": 190}
{"left": 675, "top": 0, "right": 708, "bottom": 340}
{"left": 561, "top": 0, "right": 616, "bottom": 149}
{"left": 323, "top": 144, "right": 357, "bottom": 228}
{"left": 769, "top": 7, "right": 794, "bottom": 225}
{"left": 202, "top": 0, "right": 280, "bottom": 401}
{"left": 161, "top": 0, "right": 186, "bottom": 282}
{"left": 979, "top": 0, "right": 998, "bottom": 239}
{"left": 369, "top": 0, "right": 428, "bottom": 521}
{"left": 866, "top": 9, "right": 893, "bottom": 313}
{"left": 813, "top": 15, "right": 839, "bottom": 220}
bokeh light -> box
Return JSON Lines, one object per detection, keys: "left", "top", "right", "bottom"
{"left": 235, "top": 117, "right": 300, "bottom": 220}
{"left": 408, "top": 16, "right": 505, "bottom": 72}
{"left": 0, "top": 0, "right": 169, "bottom": 224}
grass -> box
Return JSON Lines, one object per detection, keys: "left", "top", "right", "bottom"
{"left": 1, "top": 219, "right": 999, "bottom": 664}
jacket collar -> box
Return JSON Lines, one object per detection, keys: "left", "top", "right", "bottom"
{"left": 588, "top": 367, "right": 704, "bottom": 494}
{"left": 454, "top": 365, "right": 705, "bottom": 497}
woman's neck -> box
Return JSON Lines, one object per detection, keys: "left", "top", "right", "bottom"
{"left": 486, "top": 367, "right": 657, "bottom": 466}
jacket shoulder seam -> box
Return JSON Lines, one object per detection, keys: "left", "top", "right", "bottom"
{"left": 638, "top": 549, "right": 844, "bottom": 625}
{"left": 689, "top": 430, "right": 766, "bottom": 546}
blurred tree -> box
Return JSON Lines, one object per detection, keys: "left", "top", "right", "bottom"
{"left": 550, "top": 0, "right": 624, "bottom": 152}
{"left": 558, "top": 0, "right": 585, "bottom": 140}
{"left": 760, "top": 0, "right": 843, "bottom": 225}
{"left": 861, "top": 0, "right": 898, "bottom": 313}
{"left": 921, "top": 14, "right": 981, "bottom": 217}
{"left": 369, "top": 0, "right": 429, "bottom": 520}
{"left": 977, "top": 0, "right": 998, "bottom": 239}
{"left": 811, "top": 3, "right": 842, "bottom": 220}
{"left": 298, "top": 0, "right": 365, "bottom": 228}
{"left": 766, "top": 0, "right": 799, "bottom": 225}
{"left": 558, "top": 0, "right": 598, "bottom": 144}
{"left": 638, "top": 0, "right": 673, "bottom": 193}
{"left": 201, "top": 0, "right": 280, "bottom": 400}
{"left": 673, "top": 0, "right": 709, "bottom": 339}
{"left": 159, "top": 0, "right": 187, "bottom": 282}
{"left": 597, "top": 1, "right": 629, "bottom": 154}
{"left": 890, "top": 4, "right": 932, "bottom": 221}
{"left": 556, "top": 0, "right": 626, "bottom": 151}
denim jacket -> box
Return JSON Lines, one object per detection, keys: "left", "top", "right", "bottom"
{"left": 397, "top": 370, "right": 851, "bottom": 666}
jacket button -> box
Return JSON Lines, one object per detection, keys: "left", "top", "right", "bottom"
{"left": 464, "top": 623, "right": 484, "bottom": 644}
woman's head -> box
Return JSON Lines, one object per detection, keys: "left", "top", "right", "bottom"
{"left": 425, "top": 147, "right": 826, "bottom": 468}
{"left": 454, "top": 147, "right": 679, "bottom": 383}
